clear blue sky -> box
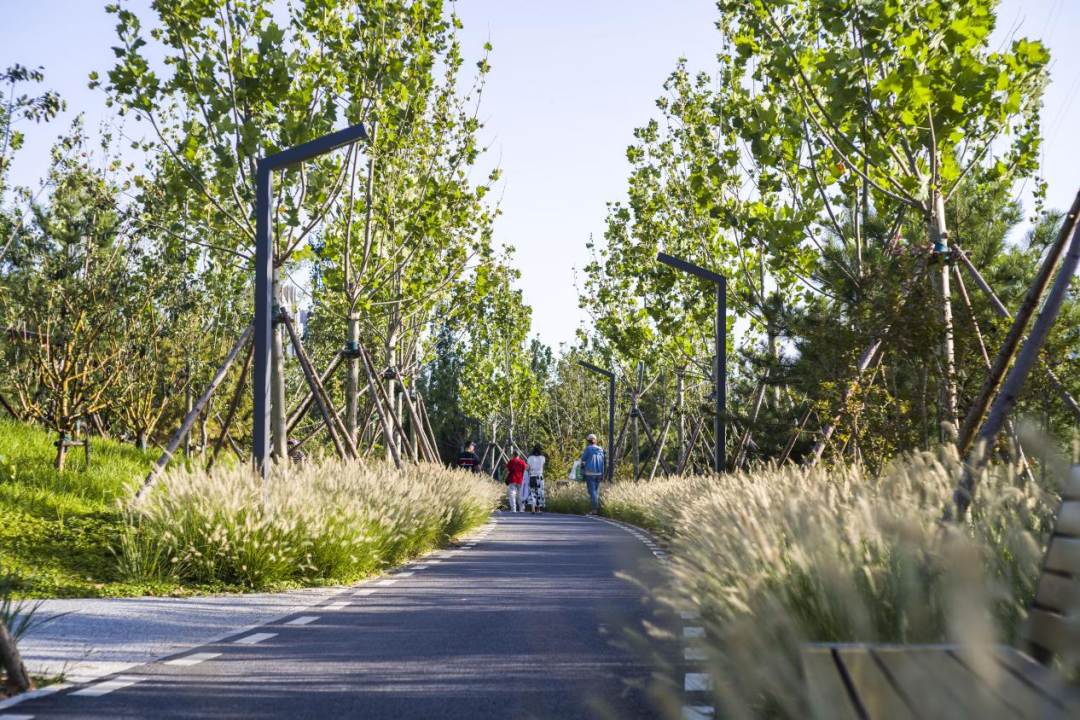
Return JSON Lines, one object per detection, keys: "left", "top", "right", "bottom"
{"left": 3, "top": 0, "right": 1078, "bottom": 350}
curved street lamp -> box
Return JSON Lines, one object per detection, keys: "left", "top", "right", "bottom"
{"left": 655, "top": 251, "right": 726, "bottom": 474}
{"left": 254, "top": 123, "right": 369, "bottom": 476}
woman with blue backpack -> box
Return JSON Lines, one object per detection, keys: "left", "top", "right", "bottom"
{"left": 579, "top": 433, "right": 606, "bottom": 516}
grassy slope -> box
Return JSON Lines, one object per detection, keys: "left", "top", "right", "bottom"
{"left": 0, "top": 419, "right": 166, "bottom": 597}
{"left": 0, "top": 419, "right": 496, "bottom": 599}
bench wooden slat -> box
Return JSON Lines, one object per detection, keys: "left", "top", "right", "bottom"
{"left": 909, "top": 648, "right": 1011, "bottom": 719}
{"left": 1043, "top": 536, "right": 1080, "bottom": 575}
{"left": 1064, "top": 470, "right": 1080, "bottom": 500}
{"left": 951, "top": 648, "right": 1069, "bottom": 719}
{"left": 872, "top": 647, "right": 989, "bottom": 720}
{"left": 1055, "top": 500, "right": 1080, "bottom": 536}
{"left": 1034, "top": 571, "right": 1080, "bottom": 615}
{"left": 994, "top": 646, "right": 1080, "bottom": 711}
{"left": 1025, "top": 608, "right": 1080, "bottom": 663}
{"left": 802, "top": 647, "right": 862, "bottom": 720}
{"left": 834, "top": 648, "right": 917, "bottom": 720}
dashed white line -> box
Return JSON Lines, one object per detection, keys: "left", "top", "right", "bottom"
{"left": 165, "top": 652, "right": 221, "bottom": 667}
{"left": 395, "top": 571, "right": 415, "bottom": 578}
{"left": 71, "top": 676, "right": 146, "bottom": 697}
{"left": 684, "top": 673, "right": 714, "bottom": 692}
{"left": 425, "top": 560, "right": 442, "bottom": 564}
{"left": 412, "top": 564, "right": 429, "bottom": 569}
{"left": 232, "top": 633, "right": 277, "bottom": 645}
{"left": 680, "top": 610, "right": 700, "bottom": 620}
{"left": 354, "top": 588, "right": 378, "bottom": 596}
{"left": 285, "top": 616, "right": 320, "bottom": 625}
{"left": 0, "top": 714, "right": 37, "bottom": 719}
{"left": 375, "top": 579, "right": 398, "bottom": 586}
{"left": 326, "top": 601, "right": 350, "bottom": 609}
{"left": 682, "top": 706, "right": 715, "bottom": 719}
{"left": 684, "top": 646, "right": 708, "bottom": 661}
{"left": 683, "top": 627, "right": 705, "bottom": 638}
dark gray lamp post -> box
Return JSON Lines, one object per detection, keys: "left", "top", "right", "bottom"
{"left": 577, "top": 360, "right": 616, "bottom": 482}
{"left": 655, "top": 251, "right": 726, "bottom": 474}
{"left": 254, "top": 123, "right": 369, "bottom": 476}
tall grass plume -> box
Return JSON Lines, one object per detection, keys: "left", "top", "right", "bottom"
{"left": 116, "top": 460, "right": 500, "bottom": 589}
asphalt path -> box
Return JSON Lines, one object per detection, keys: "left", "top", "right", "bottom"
{"left": 5, "top": 512, "right": 685, "bottom": 720}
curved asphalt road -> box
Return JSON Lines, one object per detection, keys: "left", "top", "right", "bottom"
{"left": 5, "top": 513, "right": 684, "bottom": 720}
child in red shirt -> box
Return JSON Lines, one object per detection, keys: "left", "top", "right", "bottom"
{"left": 505, "top": 456, "right": 527, "bottom": 512}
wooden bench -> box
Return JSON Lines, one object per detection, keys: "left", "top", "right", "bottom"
{"left": 804, "top": 466, "right": 1080, "bottom": 719}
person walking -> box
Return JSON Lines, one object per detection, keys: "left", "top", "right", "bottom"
{"left": 505, "top": 453, "right": 527, "bottom": 512}
{"left": 525, "top": 444, "right": 546, "bottom": 514}
{"left": 580, "top": 433, "right": 606, "bottom": 516}
{"left": 457, "top": 441, "right": 480, "bottom": 473}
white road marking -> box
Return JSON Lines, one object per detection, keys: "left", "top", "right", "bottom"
{"left": 680, "top": 610, "right": 700, "bottom": 620}
{"left": 326, "top": 602, "right": 350, "bottom": 609}
{"left": 165, "top": 652, "right": 221, "bottom": 667}
{"left": 285, "top": 616, "right": 320, "bottom": 625}
{"left": 395, "top": 572, "right": 415, "bottom": 578}
{"left": 375, "top": 579, "right": 398, "bottom": 586}
{"left": 71, "top": 676, "right": 146, "bottom": 697}
{"left": 425, "top": 560, "right": 442, "bottom": 564}
{"left": 684, "top": 627, "right": 705, "bottom": 638}
{"left": 412, "top": 565, "right": 429, "bottom": 570}
{"left": 685, "top": 646, "right": 708, "bottom": 661}
{"left": 682, "top": 706, "right": 715, "bottom": 719}
{"left": 685, "top": 673, "right": 714, "bottom": 692}
{"left": 354, "top": 588, "right": 378, "bottom": 596}
{"left": 233, "top": 633, "right": 277, "bottom": 645}
{"left": 0, "top": 714, "right": 37, "bottom": 719}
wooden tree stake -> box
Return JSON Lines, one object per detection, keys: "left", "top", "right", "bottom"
{"left": 134, "top": 323, "right": 253, "bottom": 504}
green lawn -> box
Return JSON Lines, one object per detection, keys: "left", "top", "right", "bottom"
{"left": 0, "top": 419, "right": 203, "bottom": 598}
{"left": 0, "top": 419, "right": 497, "bottom": 599}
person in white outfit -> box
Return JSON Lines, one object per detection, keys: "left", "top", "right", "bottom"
{"left": 525, "top": 445, "right": 547, "bottom": 514}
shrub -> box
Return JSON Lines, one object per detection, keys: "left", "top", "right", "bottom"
{"left": 547, "top": 448, "right": 1058, "bottom": 718}
{"left": 117, "top": 461, "right": 501, "bottom": 589}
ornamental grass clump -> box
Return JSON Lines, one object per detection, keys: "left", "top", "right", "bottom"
{"left": 116, "top": 460, "right": 499, "bottom": 589}
{"left": 547, "top": 447, "right": 1060, "bottom": 718}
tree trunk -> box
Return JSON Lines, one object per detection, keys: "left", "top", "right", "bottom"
{"left": 184, "top": 365, "right": 193, "bottom": 458}
{"left": 282, "top": 314, "right": 354, "bottom": 460}
{"left": 734, "top": 375, "right": 768, "bottom": 469}
{"left": 270, "top": 270, "right": 288, "bottom": 460}
{"left": 954, "top": 188, "right": 1080, "bottom": 455}
{"left": 0, "top": 616, "right": 32, "bottom": 694}
{"left": 359, "top": 345, "right": 403, "bottom": 468}
{"left": 345, "top": 314, "right": 360, "bottom": 444}
{"left": 286, "top": 353, "right": 344, "bottom": 435}
{"left": 676, "top": 372, "right": 685, "bottom": 460}
{"left": 55, "top": 434, "right": 67, "bottom": 472}
{"left": 929, "top": 189, "right": 958, "bottom": 428}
